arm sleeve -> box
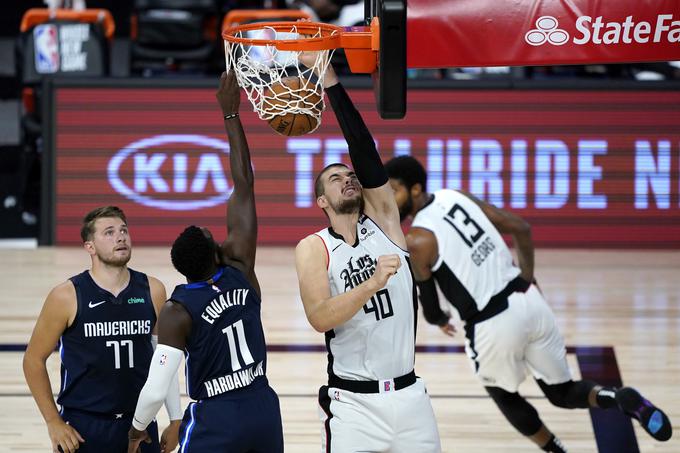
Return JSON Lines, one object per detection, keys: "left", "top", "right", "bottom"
{"left": 416, "top": 277, "right": 450, "bottom": 326}
{"left": 132, "top": 345, "right": 183, "bottom": 430}
{"left": 151, "top": 335, "right": 183, "bottom": 421}
{"left": 164, "top": 370, "right": 182, "bottom": 421}
{"left": 325, "top": 83, "right": 388, "bottom": 189}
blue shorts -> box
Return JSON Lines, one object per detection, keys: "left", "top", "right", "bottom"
{"left": 179, "top": 384, "right": 283, "bottom": 453}
{"left": 60, "top": 407, "right": 159, "bottom": 453}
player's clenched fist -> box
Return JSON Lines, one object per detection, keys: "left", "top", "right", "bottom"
{"left": 369, "top": 254, "right": 402, "bottom": 290}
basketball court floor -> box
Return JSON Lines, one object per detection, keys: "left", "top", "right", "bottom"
{"left": 5, "top": 0, "right": 679, "bottom": 450}
{"left": 0, "top": 246, "right": 677, "bottom": 452}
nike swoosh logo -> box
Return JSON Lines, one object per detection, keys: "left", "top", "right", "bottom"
{"left": 88, "top": 300, "right": 107, "bottom": 308}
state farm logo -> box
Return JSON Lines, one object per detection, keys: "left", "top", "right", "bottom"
{"left": 107, "top": 134, "right": 232, "bottom": 211}
{"left": 525, "top": 16, "right": 569, "bottom": 46}
{"left": 525, "top": 14, "right": 680, "bottom": 46}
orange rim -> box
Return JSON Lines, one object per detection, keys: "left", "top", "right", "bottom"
{"left": 20, "top": 8, "right": 115, "bottom": 39}
{"left": 222, "top": 9, "right": 312, "bottom": 32}
{"left": 223, "top": 20, "right": 380, "bottom": 73}
{"left": 223, "top": 21, "right": 343, "bottom": 51}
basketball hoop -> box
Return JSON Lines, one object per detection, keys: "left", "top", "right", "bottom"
{"left": 222, "top": 20, "right": 378, "bottom": 128}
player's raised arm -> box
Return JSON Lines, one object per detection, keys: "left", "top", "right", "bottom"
{"left": 216, "top": 71, "right": 259, "bottom": 285}
{"left": 322, "top": 65, "right": 404, "bottom": 248}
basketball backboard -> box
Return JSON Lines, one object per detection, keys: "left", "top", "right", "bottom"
{"left": 366, "top": 0, "right": 406, "bottom": 119}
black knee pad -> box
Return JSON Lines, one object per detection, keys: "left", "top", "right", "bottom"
{"left": 537, "top": 379, "right": 595, "bottom": 409}
{"left": 485, "top": 386, "right": 543, "bottom": 436}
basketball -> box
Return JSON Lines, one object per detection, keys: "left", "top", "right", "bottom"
{"left": 263, "top": 76, "right": 322, "bottom": 136}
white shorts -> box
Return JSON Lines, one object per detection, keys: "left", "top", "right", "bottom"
{"left": 318, "top": 378, "right": 441, "bottom": 453}
{"left": 464, "top": 284, "right": 572, "bottom": 392}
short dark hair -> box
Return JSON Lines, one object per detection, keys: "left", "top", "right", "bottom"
{"left": 314, "top": 163, "right": 351, "bottom": 198}
{"left": 80, "top": 206, "right": 127, "bottom": 242}
{"left": 170, "top": 226, "right": 217, "bottom": 281}
{"left": 385, "top": 156, "right": 427, "bottom": 191}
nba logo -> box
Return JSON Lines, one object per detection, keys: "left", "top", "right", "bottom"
{"left": 384, "top": 381, "right": 391, "bottom": 392}
{"left": 34, "top": 24, "right": 59, "bottom": 73}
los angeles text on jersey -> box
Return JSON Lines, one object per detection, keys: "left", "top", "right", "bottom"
{"left": 83, "top": 320, "right": 152, "bottom": 337}
{"left": 340, "top": 255, "right": 376, "bottom": 291}
{"left": 200, "top": 288, "right": 249, "bottom": 325}
{"left": 204, "top": 360, "right": 264, "bottom": 397}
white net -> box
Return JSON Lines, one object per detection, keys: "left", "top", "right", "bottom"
{"left": 225, "top": 23, "right": 337, "bottom": 131}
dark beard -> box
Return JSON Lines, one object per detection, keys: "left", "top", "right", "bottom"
{"left": 399, "top": 195, "right": 414, "bottom": 222}
{"left": 99, "top": 252, "right": 131, "bottom": 267}
{"left": 333, "top": 195, "right": 363, "bottom": 215}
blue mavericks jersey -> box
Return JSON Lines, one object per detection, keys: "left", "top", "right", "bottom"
{"left": 57, "top": 269, "right": 156, "bottom": 414}
{"left": 170, "top": 266, "right": 268, "bottom": 401}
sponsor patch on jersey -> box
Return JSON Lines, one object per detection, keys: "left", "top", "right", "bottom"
{"left": 159, "top": 354, "right": 167, "bottom": 365}
{"left": 127, "top": 297, "right": 145, "bottom": 304}
{"left": 360, "top": 229, "right": 375, "bottom": 241}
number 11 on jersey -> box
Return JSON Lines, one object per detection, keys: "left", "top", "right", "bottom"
{"left": 222, "top": 320, "right": 255, "bottom": 371}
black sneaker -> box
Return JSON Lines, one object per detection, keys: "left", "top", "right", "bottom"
{"left": 616, "top": 387, "right": 672, "bottom": 441}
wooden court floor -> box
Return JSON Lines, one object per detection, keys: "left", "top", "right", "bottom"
{"left": 0, "top": 247, "right": 677, "bottom": 452}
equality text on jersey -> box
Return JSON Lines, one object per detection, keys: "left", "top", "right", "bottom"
{"left": 201, "top": 288, "right": 249, "bottom": 325}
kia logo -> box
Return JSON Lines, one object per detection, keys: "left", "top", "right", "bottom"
{"left": 525, "top": 16, "right": 569, "bottom": 46}
{"left": 107, "top": 134, "right": 232, "bottom": 211}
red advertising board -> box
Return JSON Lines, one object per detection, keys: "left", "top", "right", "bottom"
{"left": 53, "top": 87, "right": 680, "bottom": 247}
{"left": 408, "top": 0, "right": 680, "bottom": 68}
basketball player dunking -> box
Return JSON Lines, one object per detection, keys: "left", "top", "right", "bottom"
{"left": 23, "top": 206, "right": 182, "bottom": 453}
{"left": 295, "top": 61, "right": 441, "bottom": 452}
{"left": 127, "top": 71, "right": 283, "bottom": 453}
{"left": 385, "top": 156, "right": 673, "bottom": 452}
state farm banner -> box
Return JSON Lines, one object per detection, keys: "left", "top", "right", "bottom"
{"left": 52, "top": 86, "right": 680, "bottom": 247}
{"left": 408, "top": 0, "right": 680, "bottom": 68}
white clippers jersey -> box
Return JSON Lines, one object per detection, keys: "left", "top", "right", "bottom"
{"left": 411, "top": 190, "right": 520, "bottom": 320}
{"left": 315, "top": 214, "right": 416, "bottom": 381}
